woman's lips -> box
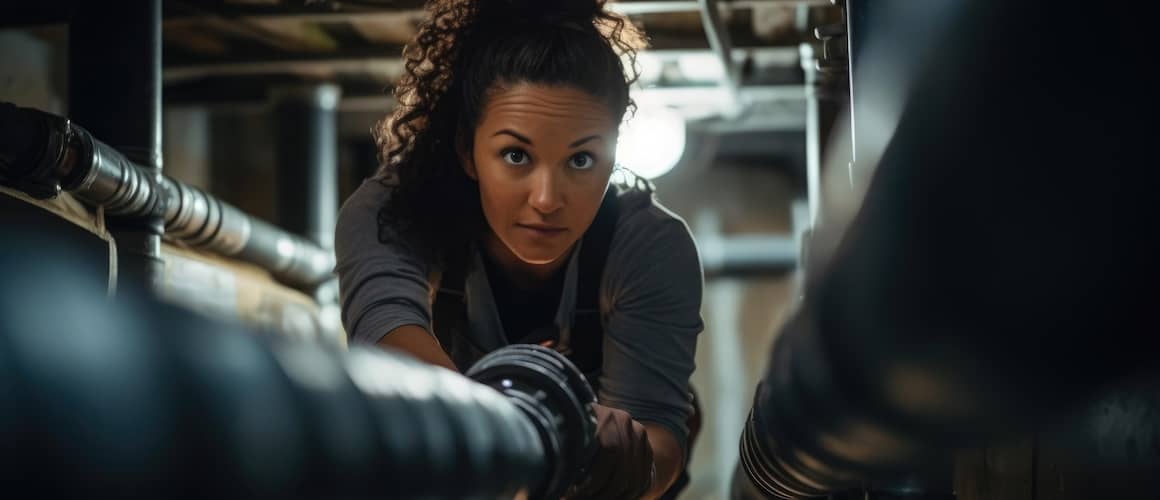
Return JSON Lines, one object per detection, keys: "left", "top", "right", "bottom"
{"left": 516, "top": 223, "right": 567, "bottom": 237}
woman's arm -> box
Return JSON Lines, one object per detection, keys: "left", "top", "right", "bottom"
{"left": 596, "top": 199, "right": 706, "bottom": 498}
{"left": 643, "top": 422, "right": 683, "bottom": 497}
{"left": 377, "top": 324, "right": 458, "bottom": 371}
{"left": 336, "top": 181, "right": 446, "bottom": 360}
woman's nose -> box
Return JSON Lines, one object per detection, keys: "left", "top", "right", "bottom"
{"left": 527, "top": 167, "right": 564, "bottom": 215}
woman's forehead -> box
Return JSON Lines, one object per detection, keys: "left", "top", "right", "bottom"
{"left": 478, "top": 83, "right": 618, "bottom": 132}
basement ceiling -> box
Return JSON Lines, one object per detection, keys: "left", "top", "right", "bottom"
{"left": 156, "top": 0, "right": 841, "bottom": 102}
{"left": 2, "top": 0, "right": 846, "bottom": 168}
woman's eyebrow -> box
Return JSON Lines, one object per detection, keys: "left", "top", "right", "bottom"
{"left": 493, "top": 129, "right": 532, "bottom": 144}
{"left": 569, "top": 135, "right": 602, "bottom": 148}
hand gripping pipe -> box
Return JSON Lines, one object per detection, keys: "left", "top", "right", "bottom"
{"left": 736, "top": 1, "right": 1158, "bottom": 498}
{"left": 0, "top": 229, "right": 597, "bottom": 500}
{"left": 0, "top": 102, "right": 333, "bottom": 289}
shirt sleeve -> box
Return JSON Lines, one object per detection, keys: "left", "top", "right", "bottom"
{"left": 598, "top": 198, "right": 705, "bottom": 454}
{"left": 334, "top": 180, "right": 434, "bottom": 345}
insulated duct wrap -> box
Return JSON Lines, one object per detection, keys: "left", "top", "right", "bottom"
{"left": 0, "top": 229, "right": 597, "bottom": 499}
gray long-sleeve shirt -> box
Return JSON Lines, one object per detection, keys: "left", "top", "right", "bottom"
{"left": 335, "top": 179, "right": 704, "bottom": 447}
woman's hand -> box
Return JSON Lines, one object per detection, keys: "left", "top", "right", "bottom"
{"left": 566, "top": 403, "right": 655, "bottom": 499}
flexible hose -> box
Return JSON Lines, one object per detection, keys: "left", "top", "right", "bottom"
{"left": 0, "top": 229, "right": 596, "bottom": 499}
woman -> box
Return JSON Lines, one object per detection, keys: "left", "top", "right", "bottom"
{"left": 335, "top": 1, "right": 703, "bottom": 498}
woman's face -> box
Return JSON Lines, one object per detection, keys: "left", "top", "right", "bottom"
{"left": 464, "top": 83, "right": 619, "bottom": 266}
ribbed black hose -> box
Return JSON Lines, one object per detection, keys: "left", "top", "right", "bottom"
{"left": 0, "top": 102, "right": 333, "bottom": 289}
{"left": 0, "top": 229, "right": 596, "bottom": 499}
{"left": 737, "top": 1, "right": 1159, "bottom": 498}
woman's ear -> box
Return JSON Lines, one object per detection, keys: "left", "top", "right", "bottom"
{"left": 456, "top": 128, "right": 478, "bottom": 180}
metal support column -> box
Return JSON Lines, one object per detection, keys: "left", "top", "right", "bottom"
{"left": 68, "top": 0, "right": 164, "bottom": 293}
{"left": 844, "top": 0, "right": 860, "bottom": 169}
{"left": 799, "top": 43, "right": 830, "bottom": 229}
{"left": 270, "top": 84, "right": 341, "bottom": 250}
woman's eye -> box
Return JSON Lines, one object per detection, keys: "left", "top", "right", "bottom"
{"left": 502, "top": 149, "right": 530, "bottom": 166}
{"left": 568, "top": 153, "right": 596, "bottom": 170}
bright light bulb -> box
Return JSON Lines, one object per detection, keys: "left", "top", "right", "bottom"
{"left": 615, "top": 106, "right": 686, "bottom": 180}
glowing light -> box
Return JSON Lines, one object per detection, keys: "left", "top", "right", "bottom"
{"left": 615, "top": 106, "right": 686, "bottom": 180}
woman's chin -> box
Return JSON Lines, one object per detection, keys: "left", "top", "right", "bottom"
{"left": 513, "top": 250, "right": 566, "bottom": 266}
{"left": 509, "top": 243, "right": 571, "bottom": 266}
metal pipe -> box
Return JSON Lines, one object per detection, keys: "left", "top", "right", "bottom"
{"left": 701, "top": 235, "right": 799, "bottom": 277}
{"left": 68, "top": 0, "right": 164, "bottom": 291}
{"left": 736, "top": 1, "right": 1157, "bottom": 498}
{"left": 842, "top": 0, "right": 860, "bottom": 185}
{"left": 0, "top": 231, "right": 597, "bottom": 499}
{"left": 163, "top": 56, "right": 405, "bottom": 85}
{"left": 270, "top": 83, "right": 340, "bottom": 250}
{"left": 163, "top": 47, "right": 800, "bottom": 85}
{"left": 697, "top": 0, "right": 743, "bottom": 118}
{"left": 0, "top": 103, "right": 335, "bottom": 289}
{"left": 693, "top": 209, "right": 799, "bottom": 278}
{"left": 799, "top": 43, "right": 823, "bottom": 228}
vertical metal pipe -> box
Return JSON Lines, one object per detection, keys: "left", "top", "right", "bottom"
{"left": 843, "top": 0, "right": 862, "bottom": 186}
{"left": 270, "top": 84, "right": 341, "bottom": 250}
{"left": 697, "top": 0, "right": 742, "bottom": 118}
{"left": 799, "top": 43, "right": 823, "bottom": 229}
{"left": 68, "top": 0, "right": 164, "bottom": 292}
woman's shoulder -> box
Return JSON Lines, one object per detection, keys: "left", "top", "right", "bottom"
{"left": 343, "top": 174, "right": 402, "bottom": 212}
{"left": 337, "top": 178, "right": 389, "bottom": 237}
{"left": 335, "top": 177, "right": 422, "bottom": 262}
{"left": 606, "top": 187, "right": 699, "bottom": 275}
{"left": 600, "top": 185, "right": 703, "bottom": 318}
{"left": 613, "top": 187, "right": 693, "bottom": 242}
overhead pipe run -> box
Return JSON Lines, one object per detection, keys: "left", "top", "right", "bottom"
{"left": 694, "top": 207, "right": 808, "bottom": 279}
{"left": 700, "top": 234, "right": 798, "bottom": 277}
{"left": 0, "top": 230, "right": 597, "bottom": 499}
{"left": 157, "top": 1, "right": 832, "bottom": 25}
{"left": 0, "top": 102, "right": 334, "bottom": 290}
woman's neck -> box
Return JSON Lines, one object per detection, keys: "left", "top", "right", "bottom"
{"left": 480, "top": 231, "right": 571, "bottom": 290}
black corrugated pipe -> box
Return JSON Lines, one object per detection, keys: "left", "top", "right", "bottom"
{"left": 68, "top": 0, "right": 165, "bottom": 292}
{"left": 0, "top": 102, "right": 334, "bottom": 289}
{"left": 736, "top": 1, "right": 1158, "bottom": 498}
{"left": 0, "top": 227, "right": 596, "bottom": 499}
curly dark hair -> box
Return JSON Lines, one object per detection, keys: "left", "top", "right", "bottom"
{"left": 373, "top": 0, "right": 646, "bottom": 266}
